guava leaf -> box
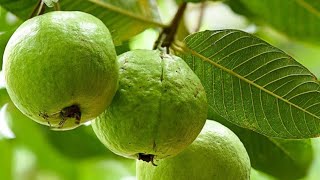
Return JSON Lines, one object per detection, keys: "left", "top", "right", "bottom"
{"left": 243, "top": 134, "right": 313, "bottom": 180}
{"left": 0, "top": 0, "right": 164, "bottom": 43}
{"left": 178, "top": 29, "right": 320, "bottom": 139}
{"left": 208, "top": 115, "right": 313, "bottom": 179}
{"left": 224, "top": 0, "right": 254, "bottom": 18}
{"left": 226, "top": 0, "right": 320, "bottom": 44}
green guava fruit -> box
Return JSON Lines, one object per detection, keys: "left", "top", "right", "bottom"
{"left": 137, "top": 120, "right": 251, "bottom": 180}
{"left": 92, "top": 49, "right": 208, "bottom": 162}
{"left": 2, "top": 11, "right": 118, "bottom": 130}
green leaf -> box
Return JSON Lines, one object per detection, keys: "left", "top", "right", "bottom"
{"left": 178, "top": 29, "right": 320, "bottom": 138}
{"left": 224, "top": 0, "right": 254, "bottom": 18}
{"left": 227, "top": 0, "right": 320, "bottom": 44}
{"left": 210, "top": 115, "right": 313, "bottom": 179}
{"left": 0, "top": 0, "right": 164, "bottom": 43}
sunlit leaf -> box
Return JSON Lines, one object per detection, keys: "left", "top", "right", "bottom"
{"left": 0, "top": 0, "right": 164, "bottom": 43}
{"left": 226, "top": 0, "right": 320, "bottom": 44}
{"left": 178, "top": 29, "right": 320, "bottom": 138}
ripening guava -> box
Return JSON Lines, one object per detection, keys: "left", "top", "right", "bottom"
{"left": 2, "top": 11, "right": 118, "bottom": 130}
{"left": 137, "top": 120, "right": 251, "bottom": 180}
{"left": 92, "top": 49, "right": 208, "bottom": 162}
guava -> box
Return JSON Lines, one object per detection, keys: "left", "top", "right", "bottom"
{"left": 2, "top": 11, "right": 118, "bottom": 130}
{"left": 137, "top": 120, "right": 251, "bottom": 180}
{"left": 92, "top": 49, "right": 208, "bottom": 162}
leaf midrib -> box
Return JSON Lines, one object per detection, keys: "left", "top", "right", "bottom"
{"left": 174, "top": 41, "right": 320, "bottom": 121}
{"left": 89, "top": 0, "right": 167, "bottom": 28}
{"left": 296, "top": 0, "right": 320, "bottom": 18}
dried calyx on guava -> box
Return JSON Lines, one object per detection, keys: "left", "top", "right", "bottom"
{"left": 92, "top": 49, "right": 208, "bottom": 163}
{"left": 3, "top": 11, "right": 118, "bottom": 130}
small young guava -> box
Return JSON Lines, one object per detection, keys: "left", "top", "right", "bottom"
{"left": 137, "top": 120, "right": 251, "bottom": 180}
{"left": 2, "top": 11, "right": 118, "bottom": 130}
{"left": 92, "top": 49, "right": 208, "bottom": 162}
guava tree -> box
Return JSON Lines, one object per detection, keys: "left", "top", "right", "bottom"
{"left": 0, "top": 0, "right": 320, "bottom": 180}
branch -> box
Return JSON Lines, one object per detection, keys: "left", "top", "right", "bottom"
{"left": 154, "top": 2, "right": 187, "bottom": 52}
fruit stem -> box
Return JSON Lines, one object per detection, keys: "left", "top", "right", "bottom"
{"left": 29, "top": 0, "right": 46, "bottom": 18}
{"left": 138, "top": 153, "right": 157, "bottom": 166}
{"left": 153, "top": 2, "right": 187, "bottom": 53}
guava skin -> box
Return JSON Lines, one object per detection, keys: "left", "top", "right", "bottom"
{"left": 137, "top": 120, "right": 251, "bottom": 180}
{"left": 92, "top": 49, "right": 208, "bottom": 160}
{"left": 2, "top": 11, "right": 118, "bottom": 130}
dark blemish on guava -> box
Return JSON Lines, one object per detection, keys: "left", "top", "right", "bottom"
{"left": 39, "top": 112, "right": 51, "bottom": 127}
{"left": 194, "top": 89, "right": 199, "bottom": 98}
{"left": 138, "top": 153, "right": 157, "bottom": 166}
{"left": 194, "top": 85, "right": 201, "bottom": 98}
{"left": 58, "top": 104, "right": 81, "bottom": 128}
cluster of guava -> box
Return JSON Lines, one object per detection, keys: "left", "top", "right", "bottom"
{"left": 3, "top": 11, "right": 251, "bottom": 179}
